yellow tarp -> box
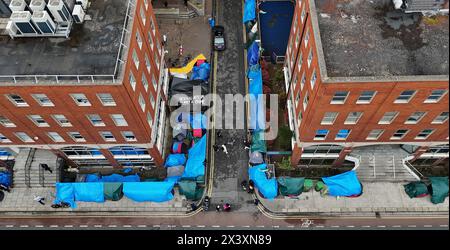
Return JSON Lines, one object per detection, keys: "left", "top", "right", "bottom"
{"left": 169, "top": 54, "right": 207, "bottom": 74}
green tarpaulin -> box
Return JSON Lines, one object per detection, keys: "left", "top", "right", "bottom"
{"left": 178, "top": 180, "right": 203, "bottom": 201}
{"left": 251, "top": 131, "right": 267, "bottom": 153}
{"left": 404, "top": 182, "right": 429, "bottom": 198}
{"left": 103, "top": 183, "right": 123, "bottom": 201}
{"left": 278, "top": 177, "right": 305, "bottom": 196}
{"left": 430, "top": 177, "right": 449, "bottom": 204}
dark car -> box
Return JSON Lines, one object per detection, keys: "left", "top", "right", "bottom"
{"left": 212, "top": 26, "right": 226, "bottom": 51}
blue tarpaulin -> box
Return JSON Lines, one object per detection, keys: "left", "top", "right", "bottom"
{"left": 191, "top": 113, "right": 208, "bottom": 129}
{"left": 191, "top": 63, "right": 211, "bottom": 81}
{"left": 183, "top": 135, "right": 207, "bottom": 178}
{"left": 54, "top": 183, "right": 76, "bottom": 208}
{"left": 249, "top": 164, "right": 278, "bottom": 200}
{"left": 0, "top": 171, "right": 12, "bottom": 187}
{"left": 73, "top": 183, "right": 105, "bottom": 203}
{"left": 248, "top": 42, "right": 260, "bottom": 67}
{"left": 165, "top": 154, "right": 187, "bottom": 167}
{"left": 248, "top": 67, "right": 265, "bottom": 131}
{"left": 123, "top": 181, "right": 175, "bottom": 202}
{"left": 322, "top": 171, "right": 362, "bottom": 197}
{"left": 243, "top": 0, "right": 256, "bottom": 23}
{"left": 85, "top": 174, "right": 141, "bottom": 183}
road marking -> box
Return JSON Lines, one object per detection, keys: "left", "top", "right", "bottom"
{"left": 392, "top": 225, "right": 402, "bottom": 228}
{"left": 153, "top": 225, "right": 161, "bottom": 228}
{"left": 64, "top": 225, "right": 73, "bottom": 228}
{"left": 287, "top": 225, "right": 295, "bottom": 228}
{"left": 34, "top": 225, "right": 44, "bottom": 228}
{"left": 182, "top": 225, "right": 191, "bottom": 228}
{"left": 197, "top": 225, "right": 205, "bottom": 228}
{"left": 19, "top": 225, "right": 29, "bottom": 228}
{"left": 315, "top": 225, "right": 324, "bottom": 228}
{"left": 5, "top": 225, "right": 14, "bottom": 228}
{"left": 227, "top": 225, "right": 235, "bottom": 228}
{"left": 212, "top": 225, "right": 220, "bottom": 228}
{"left": 123, "top": 225, "right": 132, "bottom": 228}
{"left": 408, "top": 225, "right": 417, "bottom": 228}
{"left": 80, "top": 225, "right": 88, "bottom": 228}
{"left": 362, "top": 226, "right": 371, "bottom": 228}
{"left": 242, "top": 225, "right": 250, "bottom": 228}
{"left": 137, "top": 225, "right": 147, "bottom": 228}
{"left": 377, "top": 225, "right": 386, "bottom": 228}
{"left": 256, "top": 225, "right": 265, "bottom": 228}
{"left": 108, "top": 225, "right": 117, "bottom": 228}
{"left": 440, "top": 225, "right": 448, "bottom": 228}
{"left": 50, "top": 225, "right": 58, "bottom": 228}
{"left": 424, "top": 225, "right": 433, "bottom": 228}
{"left": 331, "top": 225, "right": 340, "bottom": 228}
{"left": 346, "top": 225, "right": 355, "bottom": 228}
{"left": 273, "top": 225, "right": 280, "bottom": 228}
{"left": 94, "top": 225, "right": 103, "bottom": 228}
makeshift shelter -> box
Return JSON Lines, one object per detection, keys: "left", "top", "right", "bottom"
{"left": 248, "top": 42, "right": 260, "bottom": 67}
{"left": 322, "top": 171, "right": 362, "bottom": 197}
{"left": 251, "top": 131, "right": 267, "bottom": 153}
{"left": 191, "top": 113, "right": 208, "bottom": 130}
{"left": 278, "top": 177, "right": 305, "bottom": 196}
{"left": 0, "top": 171, "right": 11, "bottom": 187}
{"left": 123, "top": 181, "right": 175, "bottom": 202}
{"left": 183, "top": 135, "right": 207, "bottom": 178}
{"left": 178, "top": 180, "right": 204, "bottom": 201}
{"left": 54, "top": 183, "right": 76, "bottom": 208}
{"left": 169, "top": 54, "right": 207, "bottom": 74}
{"left": 191, "top": 62, "right": 211, "bottom": 81}
{"left": 173, "top": 124, "right": 188, "bottom": 141}
{"left": 404, "top": 182, "right": 429, "bottom": 198}
{"left": 165, "top": 154, "right": 187, "bottom": 167}
{"left": 249, "top": 151, "right": 264, "bottom": 165}
{"left": 249, "top": 164, "right": 278, "bottom": 199}
{"left": 167, "top": 165, "right": 185, "bottom": 179}
{"left": 430, "top": 177, "right": 449, "bottom": 204}
{"left": 248, "top": 67, "right": 265, "bottom": 131}
{"left": 85, "top": 173, "right": 140, "bottom": 183}
{"left": 73, "top": 183, "right": 104, "bottom": 203}
{"left": 243, "top": 0, "right": 256, "bottom": 23}
{"left": 103, "top": 183, "right": 124, "bottom": 201}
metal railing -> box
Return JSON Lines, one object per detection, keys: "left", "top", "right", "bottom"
{"left": 24, "top": 148, "right": 36, "bottom": 188}
{"left": 38, "top": 162, "right": 44, "bottom": 187}
{"left": 392, "top": 155, "right": 396, "bottom": 179}
{"left": 403, "top": 157, "right": 424, "bottom": 181}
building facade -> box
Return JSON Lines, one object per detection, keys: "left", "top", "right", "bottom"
{"left": 284, "top": 0, "right": 449, "bottom": 166}
{"left": 0, "top": 0, "right": 169, "bottom": 168}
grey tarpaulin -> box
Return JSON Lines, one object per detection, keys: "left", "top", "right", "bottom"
{"left": 167, "top": 165, "right": 185, "bottom": 178}
{"left": 249, "top": 151, "right": 264, "bottom": 165}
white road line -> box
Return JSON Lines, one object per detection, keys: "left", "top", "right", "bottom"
{"left": 287, "top": 225, "right": 295, "bottom": 228}
{"left": 273, "top": 226, "right": 280, "bottom": 228}
{"left": 108, "top": 225, "right": 117, "bottom": 228}
{"left": 123, "top": 225, "right": 132, "bottom": 228}
{"left": 392, "top": 225, "right": 402, "bottom": 228}
{"left": 256, "top": 225, "right": 265, "bottom": 228}
{"left": 440, "top": 225, "right": 448, "bottom": 228}
{"left": 5, "top": 225, "right": 14, "bottom": 228}
{"left": 182, "top": 225, "right": 191, "bottom": 228}
{"left": 20, "top": 225, "right": 29, "bottom": 228}
{"left": 137, "top": 225, "right": 147, "bottom": 228}
{"left": 242, "top": 225, "right": 250, "bottom": 228}
{"left": 153, "top": 225, "right": 161, "bottom": 228}
{"left": 50, "top": 225, "right": 59, "bottom": 228}
{"left": 227, "top": 225, "right": 235, "bottom": 228}
{"left": 346, "top": 225, "right": 355, "bottom": 228}
{"left": 80, "top": 225, "right": 88, "bottom": 228}
{"left": 424, "top": 225, "right": 433, "bottom": 228}
{"left": 362, "top": 226, "right": 371, "bottom": 228}
{"left": 331, "top": 225, "right": 340, "bottom": 228}
{"left": 212, "top": 225, "right": 220, "bottom": 228}
{"left": 197, "top": 225, "right": 205, "bottom": 228}
{"left": 408, "top": 225, "right": 417, "bottom": 228}
{"left": 64, "top": 225, "right": 73, "bottom": 228}
{"left": 377, "top": 225, "right": 386, "bottom": 228}
{"left": 315, "top": 225, "right": 324, "bottom": 228}
{"left": 94, "top": 225, "right": 103, "bottom": 228}
{"left": 34, "top": 225, "right": 44, "bottom": 228}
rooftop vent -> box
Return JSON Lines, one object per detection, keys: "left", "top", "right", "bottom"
{"left": 9, "top": 0, "right": 27, "bottom": 12}
{"left": 29, "top": 0, "right": 46, "bottom": 12}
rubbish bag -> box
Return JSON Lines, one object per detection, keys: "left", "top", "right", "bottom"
{"left": 404, "top": 182, "right": 429, "bottom": 198}
{"left": 165, "top": 154, "right": 187, "bottom": 167}
{"left": 73, "top": 183, "right": 105, "bottom": 203}
{"left": 322, "top": 171, "right": 362, "bottom": 197}
{"left": 54, "top": 183, "right": 76, "bottom": 208}
{"left": 430, "top": 177, "right": 449, "bottom": 204}
{"left": 278, "top": 177, "right": 305, "bottom": 196}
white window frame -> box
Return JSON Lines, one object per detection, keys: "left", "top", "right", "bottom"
{"left": 303, "top": 93, "right": 309, "bottom": 111}
{"left": 70, "top": 94, "right": 91, "bottom": 107}
{"left": 405, "top": 111, "right": 427, "bottom": 124}
{"left": 129, "top": 72, "right": 136, "bottom": 91}
{"left": 100, "top": 131, "right": 116, "bottom": 142}
{"left": 47, "top": 132, "right": 65, "bottom": 143}
{"left": 335, "top": 129, "right": 351, "bottom": 140}
{"left": 310, "top": 70, "right": 317, "bottom": 89}
{"left": 15, "top": 132, "right": 34, "bottom": 143}
{"left": 132, "top": 49, "right": 140, "bottom": 69}
{"left": 391, "top": 129, "right": 409, "bottom": 140}
{"left": 97, "top": 93, "right": 116, "bottom": 107}
{"left": 314, "top": 129, "right": 329, "bottom": 141}
{"left": 378, "top": 111, "right": 399, "bottom": 124}
{"left": 330, "top": 91, "right": 349, "bottom": 104}
{"left": 122, "top": 131, "right": 137, "bottom": 142}
{"left": 367, "top": 129, "right": 384, "bottom": 140}
{"left": 0, "top": 115, "right": 16, "bottom": 127}
{"left": 52, "top": 115, "right": 72, "bottom": 127}
{"left": 68, "top": 132, "right": 86, "bottom": 142}
{"left": 394, "top": 90, "right": 416, "bottom": 104}
{"left": 321, "top": 112, "right": 339, "bottom": 125}
{"left": 432, "top": 112, "right": 449, "bottom": 124}
{"left": 142, "top": 74, "right": 149, "bottom": 92}
{"left": 6, "top": 94, "right": 29, "bottom": 107}
{"left": 424, "top": 89, "right": 447, "bottom": 103}
{"left": 415, "top": 129, "right": 435, "bottom": 140}
{"left": 0, "top": 133, "right": 11, "bottom": 143}
{"left": 111, "top": 114, "right": 128, "bottom": 127}
{"left": 148, "top": 31, "right": 154, "bottom": 49}
{"left": 356, "top": 91, "right": 377, "bottom": 104}
{"left": 87, "top": 114, "right": 105, "bottom": 127}
{"left": 32, "top": 94, "right": 54, "bottom": 107}
{"left": 139, "top": 94, "right": 146, "bottom": 112}
{"left": 147, "top": 112, "right": 153, "bottom": 126}
{"left": 29, "top": 115, "right": 50, "bottom": 127}
{"left": 136, "top": 31, "right": 143, "bottom": 49}
{"left": 145, "top": 54, "right": 151, "bottom": 73}
{"left": 140, "top": 7, "right": 146, "bottom": 25}
{"left": 344, "top": 112, "right": 363, "bottom": 125}
{"left": 300, "top": 73, "right": 306, "bottom": 91}
{"left": 307, "top": 49, "right": 313, "bottom": 68}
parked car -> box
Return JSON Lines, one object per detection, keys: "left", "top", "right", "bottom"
{"left": 212, "top": 26, "right": 226, "bottom": 51}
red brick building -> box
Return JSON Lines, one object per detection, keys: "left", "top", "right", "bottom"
{"left": 0, "top": 0, "right": 169, "bottom": 168}
{"left": 284, "top": 0, "right": 449, "bottom": 166}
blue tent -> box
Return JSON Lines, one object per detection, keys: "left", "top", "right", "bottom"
{"left": 248, "top": 42, "right": 260, "bottom": 67}
{"left": 249, "top": 164, "right": 278, "bottom": 200}
{"left": 243, "top": 0, "right": 256, "bottom": 23}
{"left": 0, "top": 171, "right": 12, "bottom": 187}
{"left": 54, "top": 183, "right": 76, "bottom": 208}
{"left": 183, "top": 135, "right": 207, "bottom": 178}
{"left": 165, "top": 154, "right": 187, "bottom": 167}
{"left": 85, "top": 173, "right": 141, "bottom": 183}
{"left": 322, "top": 171, "right": 362, "bottom": 197}
{"left": 191, "top": 113, "right": 208, "bottom": 129}
{"left": 73, "top": 183, "right": 105, "bottom": 203}
{"left": 191, "top": 63, "right": 211, "bottom": 81}
{"left": 248, "top": 67, "right": 265, "bottom": 131}
{"left": 123, "top": 181, "right": 175, "bottom": 202}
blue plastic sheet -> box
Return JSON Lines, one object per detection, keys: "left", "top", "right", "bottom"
{"left": 54, "top": 183, "right": 76, "bottom": 208}
{"left": 249, "top": 164, "right": 278, "bottom": 200}
{"left": 165, "top": 154, "right": 187, "bottom": 167}
{"left": 183, "top": 135, "right": 207, "bottom": 178}
{"left": 243, "top": 0, "right": 256, "bottom": 23}
{"left": 85, "top": 173, "right": 140, "bottom": 183}
{"left": 73, "top": 183, "right": 105, "bottom": 203}
{"left": 123, "top": 181, "right": 175, "bottom": 202}
{"left": 191, "top": 113, "right": 208, "bottom": 129}
{"left": 0, "top": 172, "right": 12, "bottom": 187}
{"left": 191, "top": 63, "right": 211, "bottom": 81}
{"left": 322, "top": 171, "right": 362, "bottom": 197}
{"left": 248, "top": 67, "right": 265, "bottom": 131}
{"left": 85, "top": 174, "right": 100, "bottom": 182}
{"left": 248, "top": 42, "right": 260, "bottom": 67}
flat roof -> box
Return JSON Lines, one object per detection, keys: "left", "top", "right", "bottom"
{"left": 314, "top": 0, "right": 449, "bottom": 78}
{"left": 0, "top": 0, "right": 127, "bottom": 77}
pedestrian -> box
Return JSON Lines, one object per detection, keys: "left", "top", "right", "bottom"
{"left": 40, "top": 164, "right": 52, "bottom": 174}
{"left": 216, "top": 130, "right": 222, "bottom": 138}
{"left": 0, "top": 184, "right": 10, "bottom": 193}
{"left": 162, "top": 34, "right": 167, "bottom": 46}
{"left": 248, "top": 180, "right": 255, "bottom": 194}
{"left": 243, "top": 139, "right": 251, "bottom": 150}
{"left": 33, "top": 195, "right": 45, "bottom": 205}
{"left": 254, "top": 198, "right": 259, "bottom": 206}
{"left": 216, "top": 204, "right": 221, "bottom": 212}
{"left": 221, "top": 144, "right": 228, "bottom": 155}
{"left": 190, "top": 203, "right": 197, "bottom": 211}
{"left": 241, "top": 180, "right": 248, "bottom": 191}
{"left": 164, "top": 1, "right": 168, "bottom": 8}
{"left": 184, "top": 0, "right": 188, "bottom": 7}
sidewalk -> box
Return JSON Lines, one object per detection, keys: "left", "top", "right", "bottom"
{"left": 259, "top": 182, "right": 449, "bottom": 215}
{"left": 0, "top": 187, "right": 188, "bottom": 215}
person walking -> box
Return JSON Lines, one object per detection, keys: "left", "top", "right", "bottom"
{"left": 33, "top": 195, "right": 45, "bottom": 205}
{"left": 164, "top": 1, "right": 168, "bottom": 8}
{"left": 216, "top": 130, "right": 222, "bottom": 138}
{"left": 254, "top": 198, "right": 260, "bottom": 206}
{"left": 40, "top": 164, "right": 52, "bottom": 174}
{"left": 216, "top": 204, "right": 221, "bottom": 212}
{"left": 184, "top": 0, "right": 188, "bottom": 7}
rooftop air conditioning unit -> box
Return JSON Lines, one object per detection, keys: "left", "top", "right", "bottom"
{"left": 72, "top": 4, "right": 85, "bottom": 23}
{"left": 76, "top": 0, "right": 89, "bottom": 10}
{"left": 29, "top": 0, "right": 47, "bottom": 12}
{"left": 48, "top": 0, "right": 71, "bottom": 23}
{"left": 9, "top": 0, "right": 27, "bottom": 12}
{"left": 6, "top": 20, "right": 18, "bottom": 37}
{"left": 32, "top": 10, "right": 56, "bottom": 34}
{"left": 10, "top": 10, "right": 39, "bottom": 34}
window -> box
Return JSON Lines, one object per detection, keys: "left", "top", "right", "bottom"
{"left": 405, "top": 112, "right": 426, "bottom": 124}
{"left": 122, "top": 131, "right": 137, "bottom": 142}
{"left": 295, "top": 91, "right": 300, "bottom": 107}
{"left": 292, "top": 13, "right": 298, "bottom": 33}
{"left": 6, "top": 94, "right": 28, "bottom": 107}
{"left": 295, "top": 31, "right": 300, "bottom": 47}
{"left": 331, "top": 91, "right": 349, "bottom": 104}
{"left": 416, "top": 129, "right": 434, "bottom": 140}
{"left": 70, "top": 94, "right": 91, "bottom": 106}
{"left": 150, "top": 19, "right": 156, "bottom": 35}
{"left": 87, "top": 114, "right": 105, "bottom": 127}
{"left": 314, "top": 129, "right": 329, "bottom": 140}
{"left": 301, "top": 8, "right": 306, "bottom": 23}
{"left": 148, "top": 31, "right": 154, "bottom": 48}
{"left": 152, "top": 74, "right": 158, "bottom": 91}
{"left": 139, "top": 94, "right": 146, "bottom": 111}
{"left": 140, "top": 7, "right": 146, "bottom": 25}
{"left": 300, "top": 73, "right": 306, "bottom": 90}
{"left": 395, "top": 90, "right": 416, "bottom": 103}
{"left": 379, "top": 111, "right": 399, "bottom": 124}
{"left": 68, "top": 132, "right": 86, "bottom": 142}
{"left": 425, "top": 89, "right": 447, "bottom": 103}
{"left": 344, "top": 112, "right": 363, "bottom": 124}
{"left": 29, "top": 115, "right": 49, "bottom": 127}
{"left": 307, "top": 49, "right": 313, "bottom": 68}
{"left": 111, "top": 114, "right": 128, "bottom": 127}
{"left": 132, "top": 49, "right": 139, "bottom": 69}
{"left": 143, "top": 0, "right": 148, "bottom": 9}
{"left": 47, "top": 132, "right": 65, "bottom": 142}
{"left": 97, "top": 93, "right": 116, "bottom": 106}
{"left": 142, "top": 74, "right": 149, "bottom": 92}
{"left": 304, "top": 29, "right": 310, "bottom": 48}
{"left": 432, "top": 112, "right": 449, "bottom": 124}
{"left": 297, "top": 52, "right": 303, "bottom": 71}
{"left": 0, "top": 115, "right": 16, "bottom": 127}
{"left": 150, "top": 94, "right": 156, "bottom": 109}
{"left": 100, "top": 131, "right": 116, "bottom": 142}
{"left": 336, "top": 129, "right": 351, "bottom": 140}
{"left": 15, "top": 132, "right": 34, "bottom": 143}
{"left": 32, "top": 94, "right": 54, "bottom": 107}
{"left": 321, "top": 112, "right": 339, "bottom": 125}
{"left": 145, "top": 54, "right": 151, "bottom": 73}
{"left": 136, "top": 31, "right": 143, "bottom": 49}
{"left": 129, "top": 72, "right": 136, "bottom": 91}
{"left": 52, "top": 115, "right": 72, "bottom": 127}
{"left": 367, "top": 129, "right": 384, "bottom": 140}
{"left": 310, "top": 70, "right": 317, "bottom": 89}
{"left": 298, "top": 111, "right": 303, "bottom": 126}
{"left": 147, "top": 112, "right": 153, "bottom": 126}
{"left": 391, "top": 129, "right": 409, "bottom": 140}
{"left": 0, "top": 133, "right": 11, "bottom": 143}
{"left": 357, "top": 91, "right": 376, "bottom": 104}
{"left": 303, "top": 93, "right": 309, "bottom": 110}
{"left": 154, "top": 52, "right": 160, "bottom": 69}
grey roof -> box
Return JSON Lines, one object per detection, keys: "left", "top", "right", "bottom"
{"left": 0, "top": 0, "right": 127, "bottom": 77}
{"left": 314, "top": 0, "right": 449, "bottom": 77}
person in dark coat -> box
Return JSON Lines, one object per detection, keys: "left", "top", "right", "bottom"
{"left": 40, "top": 164, "right": 52, "bottom": 174}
